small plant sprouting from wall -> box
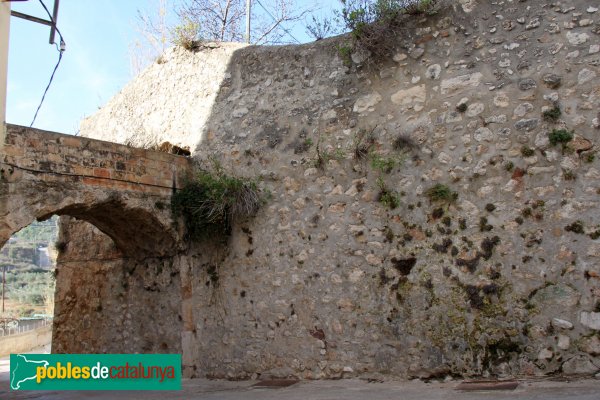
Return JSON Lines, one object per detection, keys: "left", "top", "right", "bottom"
{"left": 314, "top": 132, "right": 346, "bottom": 170}
{"left": 337, "top": 43, "right": 354, "bottom": 67}
{"left": 353, "top": 127, "right": 376, "bottom": 160}
{"left": 315, "top": 146, "right": 345, "bottom": 169}
{"left": 370, "top": 152, "right": 399, "bottom": 174}
{"left": 548, "top": 129, "right": 573, "bottom": 147}
{"left": 377, "top": 176, "right": 400, "bottom": 209}
{"left": 172, "top": 17, "right": 200, "bottom": 50}
{"left": 171, "top": 163, "right": 263, "bottom": 240}
{"left": 520, "top": 146, "right": 535, "bottom": 157}
{"left": 425, "top": 184, "right": 458, "bottom": 204}
{"left": 585, "top": 152, "right": 595, "bottom": 163}
{"left": 565, "top": 220, "right": 585, "bottom": 234}
{"left": 293, "top": 131, "right": 314, "bottom": 154}
{"left": 305, "top": 14, "right": 339, "bottom": 41}
{"left": 542, "top": 106, "right": 561, "bottom": 123}
{"left": 563, "top": 169, "right": 576, "bottom": 181}
{"left": 393, "top": 135, "right": 418, "bottom": 153}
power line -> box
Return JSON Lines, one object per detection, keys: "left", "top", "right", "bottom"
{"left": 30, "top": 0, "right": 66, "bottom": 127}
{"left": 30, "top": 52, "right": 62, "bottom": 127}
{"left": 254, "top": 0, "right": 301, "bottom": 44}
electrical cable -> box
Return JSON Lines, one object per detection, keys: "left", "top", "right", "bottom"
{"left": 30, "top": 0, "right": 66, "bottom": 127}
{"left": 254, "top": 0, "right": 301, "bottom": 44}
{"left": 29, "top": 51, "right": 62, "bottom": 128}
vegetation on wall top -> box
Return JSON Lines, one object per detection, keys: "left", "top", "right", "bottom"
{"left": 171, "top": 161, "right": 264, "bottom": 240}
{"left": 337, "top": 0, "right": 441, "bottom": 63}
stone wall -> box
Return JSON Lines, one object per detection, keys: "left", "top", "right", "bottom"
{"left": 80, "top": 43, "right": 245, "bottom": 152}
{"left": 2, "top": 124, "right": 190, "bottom": 192}
{"left": 52, "top": 218, "right": 182, "bottom": 355}
{"left": 0, "top": 326, "right": 52, "bottom": 358}
{"left": 79, "top": 0, "right": 600, "bottom": 379}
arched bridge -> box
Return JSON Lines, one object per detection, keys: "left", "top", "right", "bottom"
{"left": 0, "top": 124, "right": 192, "bottom": 257}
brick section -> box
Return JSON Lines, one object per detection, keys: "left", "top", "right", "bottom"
{"left": 2, "top": 124, "right": 192, "bottom": 192}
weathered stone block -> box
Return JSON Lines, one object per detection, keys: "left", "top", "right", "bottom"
{"left": 440, "top": 73, "right": 483, "bottom": 96}
{"left": 581, "top": 312, "right": 600, "bottom": 330}
{"left": 391, "top": 85, "right": 426, "bottom": 106}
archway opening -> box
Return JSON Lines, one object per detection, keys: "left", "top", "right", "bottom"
{"left": 0, "top": 194, "right": 183, "bottom": 356}
{"left": 51, "top": 216, "right": 182, "bottom": 355}
{"left": 0, "top": 216, "right": 57, "bottom": 354}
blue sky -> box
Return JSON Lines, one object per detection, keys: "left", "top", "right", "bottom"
{"left": 6, "top": 0, "right": 340, "bottom": 135}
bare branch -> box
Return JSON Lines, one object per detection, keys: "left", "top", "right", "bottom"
{"left": 129, "top": 0, "right": 172, "bottom": 76}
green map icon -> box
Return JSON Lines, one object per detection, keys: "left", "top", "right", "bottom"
{"left": 10, "top": 354, "right": 49, "bottom": 390}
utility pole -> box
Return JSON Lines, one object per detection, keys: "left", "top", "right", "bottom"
{"left": 245, "top": 0, "right": 251, "bottom": 43}
{"left": 0, "top": 1, "right": 10, "bottom": 147}
{"left": 2, "top": 264, "right": 5, "bottom": 314}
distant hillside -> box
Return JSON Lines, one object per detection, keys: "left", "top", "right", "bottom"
{"left": 0, "top": 216, "right": 58, "bottom": 269}
{"left": 0, "top": 217, "right": 57, "bottom": 317}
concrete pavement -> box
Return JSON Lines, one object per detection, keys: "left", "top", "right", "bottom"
{"left": 1, "top": 372, "right": 600, "bottom": 400}
{"left": 2, "top": 348, "right": 599, "bottom": 400}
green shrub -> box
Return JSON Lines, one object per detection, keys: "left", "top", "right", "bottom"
{"left": 542, "top": 106, "right": 561, "bottom": 122}
{"left": 376, "top": 177, "right": 400, "bottom": 209}
{"left": 565, "top": 220, "right": 584, "bottom": 234}
{"left": 548, "top": 129, "right": 573, "bottom": 146}
{"left": 171, "top": 168, "right": 262, "bottom": 239}
{"left": 315, "top": 145, "right": 345, "bottom": 169}
{"left": 337, "top": 44, "right": 353, "bottom": 66}
{"left": 370, "top": 152, "right": 398, "bottom": 173}
{"left": 586, "top": 153, "right": 595, "bottom": 163}
{"left": 379, "top": 191, "right": 400, "bottom": 209}
{"left": 425, "top": 184, "right": 458, "bottom": 203}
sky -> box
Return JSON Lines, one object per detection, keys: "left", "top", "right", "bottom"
{"left": 6, "top": 0, "right": 340, "bottom": 135}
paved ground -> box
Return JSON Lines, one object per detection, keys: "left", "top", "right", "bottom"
{"left": 2, "top": 347, "right": 599, "bottom": 400}
{"left": 1, "top": 368, "right": 600, "bottom": 400}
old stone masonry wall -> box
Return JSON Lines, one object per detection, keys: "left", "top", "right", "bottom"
{"left": 79, "top": 0, "right": 600, "bottom": 379}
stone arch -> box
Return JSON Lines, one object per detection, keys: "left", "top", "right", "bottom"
{"left": 1, "top": 186, "right": 184, "bottom": 354}
{"left": 1, "top": 180, "right": 179, "bottom": 258}
{"left": 1, "top": 124, "right": 188, "bottom": 355}
{"left": 1, "top": 124, "right": 191, "bottom": 259}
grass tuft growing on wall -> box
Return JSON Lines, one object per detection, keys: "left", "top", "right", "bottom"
{"left": 425, "top": 184, "right": 458, "bottom": 203}
{"left": 548, "top": 129, "right": 573, "bottom": 146}
{"left": 171, "top": 168, "right": 263, "bottom": 240}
